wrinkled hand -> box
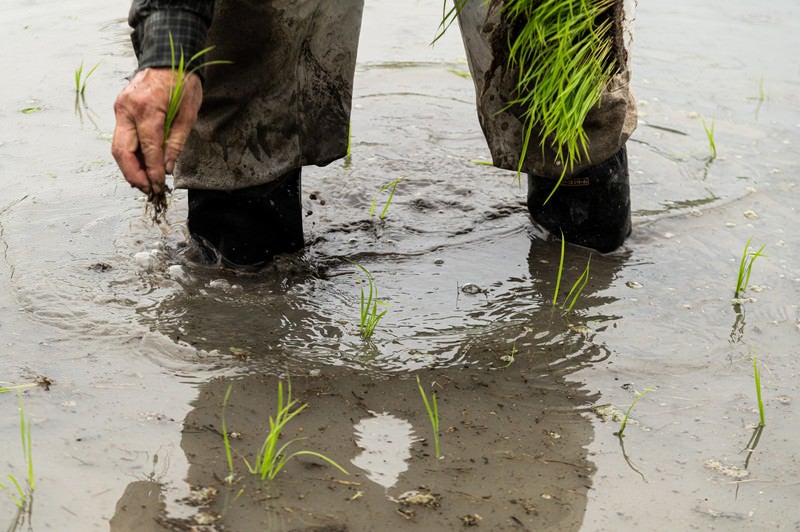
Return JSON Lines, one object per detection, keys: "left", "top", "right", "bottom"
{"left": 111, "top": 68, "right": 202, "bottom": 196}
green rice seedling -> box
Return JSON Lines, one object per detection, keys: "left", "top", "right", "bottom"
{"left": 701, "top": 116, "right": 716, "bottom": 161}
{"left": 148, "top": 34, "right": 230, "bottom": 223}
{"left": 499, "top": 342, "right": 517, "bottom": 368}
{"left": 552, "top": 231, "right": 591, "bottom": 312}
{"left": 221, "top": 385, "right": 236, "bottom": 483}
{"left": 616, "top": 386, "right": 654, "bottom": 437}
{"left": 752, "top": 357, "right": 765, "bottom": 427}
{"left": 416, "top": 375, "right": 441, "bottom": 459}
{"left": 242, "top": 380, "right": 348, "bottom": 481}
{"left": 1, "top": 392, "right": 34, "bottom": 510}
{"left": 734, "top": 237, "right": 767, "bottom": 298}
{"left": 369, "top": 177, "right": 404, "bottom": 220}
{"left": 347, "top": 260, "right": 388, "bottom": 340}
{"left": 74, "top": 60, "right": 100, "bottom": 96}
{"left": 562, "top": 256, "right": 591, "bottom": 313}
{"left": 552, "top": 232, "right": 566, "bottom": 307}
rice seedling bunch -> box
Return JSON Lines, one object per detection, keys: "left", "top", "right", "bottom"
{"left": 503, "top": 0, "right": 617, "bottom": 196}
{"left": 242, "top": 380, "right": 348, "bottom": 480}
{"left": 438, "top": 0, "right": 618, "bottom": 200}
{"left": 734, "top": 237, "right": 766, "bottom": 298}
{"left": 416, "top": 376, "right": 441, "bottom": 459}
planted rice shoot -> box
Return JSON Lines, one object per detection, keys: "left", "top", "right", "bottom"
{"left": 149, "top": 34, "right": 231, "bottom": 223}
{"left": 348, "top": 260, "right": 388, "bottom": 340}
{"left": 416, "top": 375, "right": 441, "bottom": 459}
{"left": 241, "top": 380, "right": 348, "bottom": 481}
{"left": 752, "top": 357, "right": 765, "bottom": 427}
{"left": 552, "top": 230, "right": 591, "bottom": 312}
{"left": 616, "top": 386, "right": 654, "bottom": 437}
{"left": 702, "top": 116, "right": 717, "bottom": 161}
{"left": 734, "top": 237, "right": 767, "bottom": 298}
{"left": 221, "top": 385, "right": 236, "bottom": 483}
{"left": 370, "top": 177, "right": 404, "bottom": 220}
{"left": 74, "top": 60, "right": 100, "bottom": 96}
{"left": 1, "top": 392, "right": 34, "bottom": 512}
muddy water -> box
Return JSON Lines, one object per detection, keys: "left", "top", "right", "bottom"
{"left": 1, "top": 0, "right": 798, "bottom": 530}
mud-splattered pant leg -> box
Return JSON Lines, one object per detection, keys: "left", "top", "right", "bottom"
{"left": 457, "top": 0, "right": 638, "bottom": 179}
{"left": 175, "top": 0, "right": 364, "bottom": 191}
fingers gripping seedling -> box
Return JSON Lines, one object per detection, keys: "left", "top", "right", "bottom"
{"left": 148, "top": 33, "right": 231, "bottom": 224}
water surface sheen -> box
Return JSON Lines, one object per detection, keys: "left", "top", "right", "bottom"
{"left": 0, "top": 0, "right": 798, "bottom": 530}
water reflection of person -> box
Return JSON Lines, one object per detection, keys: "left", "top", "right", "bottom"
{"left": 112, "top": 1, "right": 637, "bottom": 268}
{"left": 112, "top": 238, "right": 628, "bottom": 530}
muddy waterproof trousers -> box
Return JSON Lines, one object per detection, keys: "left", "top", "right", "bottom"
{"left": 175, "top": 0, "right": 636, "bottom": 190}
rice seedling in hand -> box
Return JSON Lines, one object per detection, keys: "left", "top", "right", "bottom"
{"left": 369, "top": 177, "right": 404, "bottom": 220}
{"left": 734, "top": 237, "right": 767, "bottom": 298}
{"left": 616, "top": 386, "right": 654, "bottom": 437}
{"left": 241, "top": 380, "right": 348, "bottom": 481}
{"left": 752, "top": 357, "right": 765, "bottom": 427}
{"left": 74, "top": 60, "right": 100, "bottom": 96}
{"left": 348, "top": 260, "right": 388, "bottom": 340}
{"left": 702, "top": 116, "right": 717, "bottom": 161}
{"left": 416, "top": 376, "right": 441, "bottom": 459}
{"left": 149, "top": 34, "right": 231, "bottom": 223}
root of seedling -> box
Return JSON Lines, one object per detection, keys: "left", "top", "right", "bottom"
{"left": 147, "top": 188, "right": 171, "bottom": 225}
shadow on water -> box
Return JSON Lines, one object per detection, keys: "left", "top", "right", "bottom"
{"left": 112, "top": 236, "right": 631, "bottom": 530}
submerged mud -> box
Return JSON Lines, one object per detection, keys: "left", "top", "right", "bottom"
{"left": 1, "top": 0, "right": 799, "bottom": 530}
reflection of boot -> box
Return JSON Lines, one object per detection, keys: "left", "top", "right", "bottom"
{"left": 527, "top": 146, "right": 631, "bottom": 253}
{"left": 187, "top": 168, "right": 305, "bottom": 268}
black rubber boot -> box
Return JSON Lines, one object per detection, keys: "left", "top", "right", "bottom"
{"left": 187, "top": 168, "right": 304, "bottom": 268}
{"left": 527, "top": 146, "right": 631, "bottom": 253}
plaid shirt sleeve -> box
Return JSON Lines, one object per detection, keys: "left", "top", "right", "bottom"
{"left": 129, "top": 0, "right": 216, "bottom": 73}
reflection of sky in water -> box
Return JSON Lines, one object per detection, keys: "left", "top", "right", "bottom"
{"left": 351, "top": 411, "right": 418, "bottom": 489}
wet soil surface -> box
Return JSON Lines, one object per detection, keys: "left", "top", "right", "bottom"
{"left": 1, "top": 0, "right": 799, "bottom": 530}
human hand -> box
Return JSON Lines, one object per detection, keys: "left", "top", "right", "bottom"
{"left": 111, "top": 68, "right": 202, "bottom": 196}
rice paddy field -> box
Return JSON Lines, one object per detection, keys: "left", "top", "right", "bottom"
{"left": 0, "top": 0, "right": 798, "bottom": 530}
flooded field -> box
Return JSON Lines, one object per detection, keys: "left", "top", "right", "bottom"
{"left": 1, "top": 0, "right": 798, "bottom": 530}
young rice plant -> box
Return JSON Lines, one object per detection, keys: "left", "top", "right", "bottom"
{"left": 416, "top": 375, "right": 441, "bottom": 459}
{"left": 752, "top": 357, "right": 765, "bottom": 427}
{"left": 1, "top": 392, "right": 34, "bottom": 513}
{"left": 616, "top": 386, "right": 654, "bottom": 437}
{"left": 74, "top": 60, "right": 100, "bottom": 96}
{"left": 369, "top": 177, "right": 405, "bottom": 220}
{"left": 348, "top": 260, "right": 388, "bottom": 340}
{"left": 225, "top": 380, "right": 348, "bottom": 481}
{"left": 734, "top": 237, "right": 766, "bottom": 298}
{"left": 552, "top": 231, "right": 592, "bottom": 313}
{"left": 701, "top": 116, "right": 717, "bottom": 161}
